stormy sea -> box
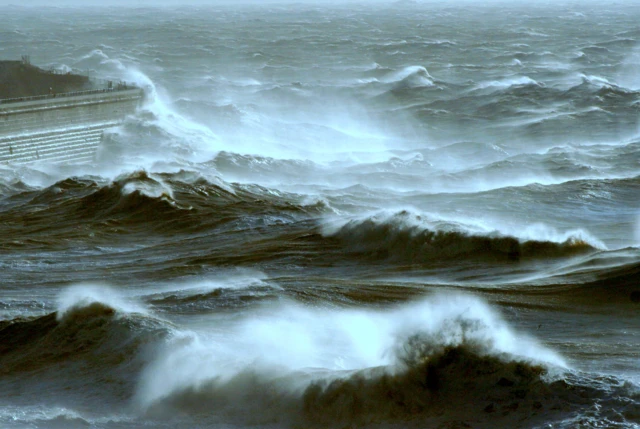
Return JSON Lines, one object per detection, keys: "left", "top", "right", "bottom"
{"left": 1, "top": 1, "right": 639, "bottom": 428}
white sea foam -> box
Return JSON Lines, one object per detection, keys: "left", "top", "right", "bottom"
{"left": 135, "top": 293, "right": 565, "bottom": 411}
{"left": 56, "top": 284, "right": 147, "bottom": 321}
{"left": 321, "top": 209, "right": 606, "bottom": 251}
{"left": 144, "top": 269, "right": 278, "bottom": 298}
{"left": 120, "top": 173, "right": 175, "bottom": 200}
{"left": 0, "top": 405, "right": 91, "bottom": 428}
{"left": 513, "top": 223, "right": 607, "bottom": 249}
{"left": 580, "top": 73, "right": 615, "bottom": 88}
{"left": 73, "top": 49, "right": 126, "bottom": 74}
{"left": 382, "top": 65, "right": 435, "bottom": 87}
{"left": 475, "top": 76, "right": 540, "bottom": 91}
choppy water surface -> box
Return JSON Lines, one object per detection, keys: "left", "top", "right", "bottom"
{"left": 1, "top": 2, "right": 639, "bottom": 428}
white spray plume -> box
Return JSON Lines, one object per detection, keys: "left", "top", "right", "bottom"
{"left": 56, "top": 283, "right": 147, "bottom": 321}
{"left": 136, "top": 293, "right": 565, "bottom": 410}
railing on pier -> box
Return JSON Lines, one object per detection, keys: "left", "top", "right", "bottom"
{"left": 0, "top": 83, "right": 141, "bottom": 106}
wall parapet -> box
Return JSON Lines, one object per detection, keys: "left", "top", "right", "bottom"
{"left": 0, "top": 88, "right": 144, "bottom": 117}
{"left": 0, "top": 84, "right": 140, "bottom": 106}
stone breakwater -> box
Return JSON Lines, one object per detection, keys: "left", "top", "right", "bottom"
{"left": 0, "top": 88, "right": 143, "bottom": 164}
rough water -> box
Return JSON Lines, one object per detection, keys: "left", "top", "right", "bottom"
{"left": 1, "top": 2, "right": 639, "bottom": 428}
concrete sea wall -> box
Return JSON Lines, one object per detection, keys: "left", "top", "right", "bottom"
{"left": 0, "top": 88, "right": 143, "bottom": 164}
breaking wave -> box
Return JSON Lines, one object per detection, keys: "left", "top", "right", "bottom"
{"left": 324, "top": 211, "right": 598, "bottom": 263}
{"left": 135, "top": 294, "right": 638, "bottom": 427}
{"left": 0, "top": 284, "right": 166, "bottom": 376}
{"left": 75, "top": 171, "right": 190, "bottom": 225}
{"left": 474, "top": 76, "right": 541, "bottom": 91}
{"left": 383, "top": 65, "right": 435, "bottom": 89}
{"left": 137, "top": 295, "right": 564, "bottom": 416}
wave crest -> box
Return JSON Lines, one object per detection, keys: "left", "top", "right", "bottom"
{"left": 383, "top": 65, "right": 435, "bottom": 89}
{"left": 56, "top": 283, "right": 146, "bottom": 321}
{"left": 0, "top": 285, "right": 165, "bottom": 389}
{"left": 137, "top": 294, "right": 572, "bottom": 427}
{"left": 302, "top": 344, "right": 548, "bottom": 428}
{"left": 325, "top": 211, "right": 597, "bottom": 263}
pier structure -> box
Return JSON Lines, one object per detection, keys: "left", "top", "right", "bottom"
{"left": 0, "top": 57, "right": 144, "bottom": 164}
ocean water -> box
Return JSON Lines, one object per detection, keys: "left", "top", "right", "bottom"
{"left": 1, "top": 2, "right": 639, "bottom": 428}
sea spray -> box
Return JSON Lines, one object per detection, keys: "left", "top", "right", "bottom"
{"left": 56, "top": 283, "right": 147, "bottom": 321}
{"left": 136, "top": 293, "right": 565, "bottom": 425}
{"left": 321, "top": 210, "right": 600, "bottom": 263}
